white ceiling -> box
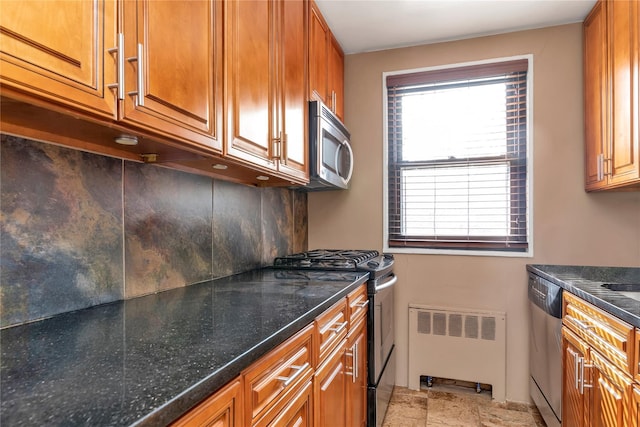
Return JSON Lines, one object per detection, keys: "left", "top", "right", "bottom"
{"left": 314, "top": 0, "right": 597, "bottom": 54}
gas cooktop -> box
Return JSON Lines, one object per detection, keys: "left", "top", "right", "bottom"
{"left": 272, "top": 249, "right": 394, "bottom": 283}
{"left": 273, "top": 249, "right": 380, "bottom": 270}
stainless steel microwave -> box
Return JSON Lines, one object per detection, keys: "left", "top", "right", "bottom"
{"left": 304, "top": 100, "right": 353, "bottom": 191}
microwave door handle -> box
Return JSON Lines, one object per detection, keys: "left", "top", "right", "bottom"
{"left": 341, "top": 140, "right": 354, "bottom": 183}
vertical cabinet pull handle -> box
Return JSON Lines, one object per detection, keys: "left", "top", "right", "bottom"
{"left": 127, "top": 43, "right": 144, "bottom": 105}
{"left": 346, "top": 342, "right": 357, "bottom": 382}
{"left": 272, "top": 133, "right": 282, "bottom": 160}
{"left": 597, "top": 154, "right": 603, "bottom": 181}
{"left": 579, "top": 358, "right": 593, "bottom": 394}
{"left": 107, "top": 33, "right": 125, "bottom": 100}
{"left": 603, "top": 157, "right": 612, "bottom": 177}
{"left": 571, "top": 350, "right": 580, "bottom": 390}
{"left": 271, "top": 131, "right": 287, "bottom": 160}
{"left": 353, "top": 341, "right": 358, "bottom": 382}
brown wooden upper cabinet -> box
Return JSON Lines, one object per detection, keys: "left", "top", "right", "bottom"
{"left": 119, "top": 0, "right": 223, "bottom": 152}
{"left": 1, "top": 0, "right": 223, "bottom": 153}
{"left": 309, "top": 0, "right": 345, "bottom": 121}
{"left": 224, "top": 0, "right": 308, "bottom": 182}
{"left": 0, "top": 0, "right": 117, "bottom": 118}
{"left": 584, "top": 0, "right": 640, "bottom": 191}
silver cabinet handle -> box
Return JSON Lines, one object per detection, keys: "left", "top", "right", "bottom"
{"left": 346, "top": 341, "right": 358, "bottom": 383}
{"left": 353, "top": 341, "right": 358, "bottom": 382}
{"left": 330, "top": 321, "right": 348, "bottom": 334}
{"left": 597, "top": 153, "right": 604, "bottom": 182}
{"left": 579, "top": 358, "right": 593, "bottom": 395}
{"left": 127, "top": 43, "right": 144, "bottom": 105}
{"left": 569, "top": 349, "right": 579, "bottom": 390}
{"left": 107, "top": 33, "right": 124, "bottom": 100}
{"left": 355, "top": 300, "right": 369, "bottom": 309}
{"left": 566, "top": 315, "right": 594, "bottom": 331}
{"left": 276, "top": 362, "right": 309, "bottom": 387}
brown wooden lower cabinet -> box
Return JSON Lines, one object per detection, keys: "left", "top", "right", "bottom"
{"left": 314, "top": 338, "right": 347, "bottom": 427}
{"left": 171, "top": 378, "right": 243, "bottom": 427}
{"left": 346, "top": 317, "right": 367, "bottom": 427}
{"left": 635, "top": 329, "right": 640, "bottom": 383}
{"left": 562, "top": 327, "right": 589, "bottom": 427}
{"left": 173, "top": 286, "right": 368, "bottom": 427}
{"left": 244, "top": 325, "right": 315, "bottom": 426}
{"left": 562, "top": 292, "right": 637, "bottom": 427}
{"left": 632, "top": 385, "right": 640, "bottom": 426}
{"left": 313, "top": 309, "right": 368, "bottom": 427}
{"left": 590, "top": 350, "right": 633, "bottom": 426}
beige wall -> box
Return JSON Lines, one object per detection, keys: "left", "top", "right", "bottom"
{"left": 308, "top": 23, "right": 640, "bottom": 404}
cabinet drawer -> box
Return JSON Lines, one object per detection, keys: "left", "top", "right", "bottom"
{"left": 253, "top": 379, "right": 313, "bottom": 427}
{"left": 347, "top": 285, "right": 368, "bottom": 327}
{"left": 243, "top": 324, "right": 314, "bottom": 425}
{"left": 315, "top": 299, "right": 348, "bottom": 365}
{"left": 563, "top": 292, "right": 634, "bottom": 375}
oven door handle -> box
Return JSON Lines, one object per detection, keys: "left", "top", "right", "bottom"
{"left": 375, "top": 274, "right": 397, "bottom": 291}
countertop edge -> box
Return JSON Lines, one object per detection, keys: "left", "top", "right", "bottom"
{"left": 526, "top": 264, "right": 640, "bottom": 328}
{"left": 134, "top": 275, "right": 368, "bottom": 427}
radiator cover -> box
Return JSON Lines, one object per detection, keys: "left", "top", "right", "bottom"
{"left": 408, "top": 304, "right": 506, "bottom": 402}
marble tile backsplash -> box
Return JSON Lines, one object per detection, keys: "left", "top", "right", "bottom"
{"left": 0, "top": 134, "right": 308, "bottom": 328}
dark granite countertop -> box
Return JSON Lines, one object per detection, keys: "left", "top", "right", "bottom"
{"left": 527, "top": 264, "right": 640, "bottom": 328}
{"left": 0, "top": 268, "right": 368, "bottom": 426}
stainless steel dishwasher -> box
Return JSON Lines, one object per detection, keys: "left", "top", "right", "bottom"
{"left": 528, "top": 273, "right": 562, "bottom": 427}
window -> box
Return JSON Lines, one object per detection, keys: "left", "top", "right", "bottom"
{"left": 385, "top": 58, "right": 530, "bottom": 253}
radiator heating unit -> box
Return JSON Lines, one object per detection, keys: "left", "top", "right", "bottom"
{"left": 408, "top": 304, "right": 506, "bottom": 402}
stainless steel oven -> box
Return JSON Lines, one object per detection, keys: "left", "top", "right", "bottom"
{"left": 367, "top": 271, "right": 396, "bottom": 427}
{"left": 273, "top": 249, "right": 396, "bottom": 427}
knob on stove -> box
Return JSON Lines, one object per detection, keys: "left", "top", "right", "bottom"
{"left": 367, "top": 260, "right": 380, "bottom": 268}
{"left": 383, "top": 253, "right": 394, "bottom": 260}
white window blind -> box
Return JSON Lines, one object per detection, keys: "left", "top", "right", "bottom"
{"left": 386, "top": 59, "right": 529, "bottom": 252}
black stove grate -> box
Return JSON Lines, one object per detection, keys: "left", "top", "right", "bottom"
{"left": 273, "top": 249, "right": 380, "bottom": 270}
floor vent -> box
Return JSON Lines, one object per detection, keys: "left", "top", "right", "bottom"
{"left": 408, "top": 304, "right": 506, "bottom": 402}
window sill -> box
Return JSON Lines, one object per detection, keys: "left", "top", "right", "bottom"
{"left": 384, "top": 246, "right": 533, "bottom": 258}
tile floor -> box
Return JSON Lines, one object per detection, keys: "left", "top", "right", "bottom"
{"left": 382, "top": 384, "right": 546, "bottom": 427}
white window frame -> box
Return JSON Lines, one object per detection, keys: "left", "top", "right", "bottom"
{"left": 382, "top": 55, "right": 534, "bottom": 258}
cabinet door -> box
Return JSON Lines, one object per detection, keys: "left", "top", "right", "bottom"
{"left": 121, "top": 0, "right": 222, "bottom": 152}
{"left": 346, "top": 319, "right": 367, "bottom": 427}
{"left": 309, "top": 1, "right": 329, "bottom": 105}
{"left": 590, "top": 350, "right": 633, "bottom": 427}
{"left": 0, "top": 0, "right": 116, "bottom": 117}
{"left": 171, "top": 378, "right": 243, "bottom": 427}
{"left": 632, "top": 385, "right": 640, "bottom": 427}
{"left": 328, "top": 34, "right": 345, "bottom": 121}
{"left": 635, "top": 329, "right": 640, "bottom": 383}
{"left": 607, "top": 0, "right": 640, "bottom": 186}
{"left": 584, "top": 0, "right": 608, "bottom": 190}
{"left": 225, "top": 0, "right": 276, "bottom": 170}
{"left": 314, "top": 341, "right": 347, "bottom": 427}
{"left": 562, "top": 327, "right": 590, "bottom": 427}
{"left": 278, "top": 0, "right": 309, "bottom": 181}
